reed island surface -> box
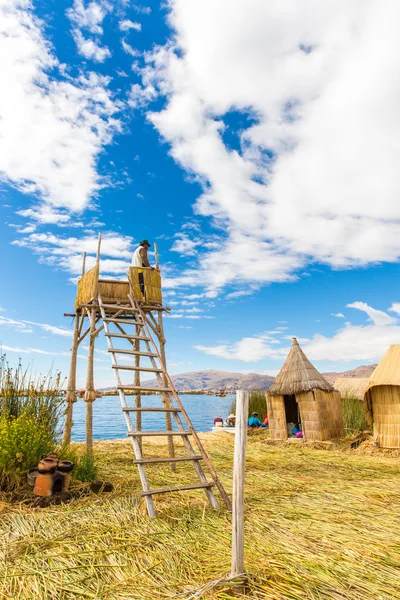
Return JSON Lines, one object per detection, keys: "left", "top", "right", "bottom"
{"left": 1, "top": 431, "right": 399, "bottom": 600}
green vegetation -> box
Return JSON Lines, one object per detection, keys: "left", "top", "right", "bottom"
{"left": 1, "top": 435, "right": 399, "bottom": 599}
{"left": 228, "top": 389, "right": 267, "bottom": 419}
{"left": 58, "top": 445, "right": 98, "bottom": 482}
{"left": 341, "top": 395, "right": 369, "bottom": 434}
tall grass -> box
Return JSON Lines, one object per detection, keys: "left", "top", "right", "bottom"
{"left": 341, "top": 395, "right": 369, "bottom": 434}
{"left": 228, "top": 389, "right": 267, "bottom": 419}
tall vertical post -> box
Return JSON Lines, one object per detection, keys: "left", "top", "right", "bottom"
{"left": 81, "top": 251, "right": 87, "bottom": 276}
{"left": 134, "top": 324, "right": 142, "bottom": 451}
{"left": 63, "top": 313, "right": 81, "bottom": 445}
{"left": 96, "top": 232, "right": 102, "bottom": 264}
{"left": 154, "top": 241, "right": 159, "bottom": 269}
{"left": 84, "top": 308, "right": 97, "bottom": 457}
{"left": 158, "top": 310, "right": 176, "bottom": 471}
{"left": 231, "top": 390, "right": 249, "bottom": 579}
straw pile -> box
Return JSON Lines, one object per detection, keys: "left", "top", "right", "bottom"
{"left": 128, "top": 267, "right": 162, "bottom": 304}
{"left": 75, "top": 265, "right": 99, "bottom": 309}
{"left": 1, "top": 435, "right": 400, "bottom": 599}
{"left": 268, "top": 338, "right": 333, "bottom": 396}
{"left": 334, "top": 377, "right": 369, "bottom": 401}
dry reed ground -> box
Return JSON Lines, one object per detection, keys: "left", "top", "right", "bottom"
{"left": 1, "top": 432, "right": 400, "bottom": 599}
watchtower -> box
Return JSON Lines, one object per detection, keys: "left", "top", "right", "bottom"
{"left": 63, "top": 234, "right": 230, "bottom": 517}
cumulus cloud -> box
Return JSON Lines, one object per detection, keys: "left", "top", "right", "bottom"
{"left": 389, "top": 303, "right": 400, "bottom": 315}
{"left": 67, "top": 0, "right": 106, "bottom": 34}
{"left": 195, "top": 301, "right": 400, "bottom": 363}
{"left": 119, "top": 19, "right": 141, "bottom": 31}
{"left": 331, "top": 313, "right": 345, "bottom": 318}
{"left": 0, "top": 1, "right": 121, "bottom": 221}
{"left": 72, "top": 30, "right": 111, "bottom": 62}
{"left": 135, "top": 0, "right": 400, "bottom": 293}
{"left": 0, "top": 315, "right": 72, "bottom": 337}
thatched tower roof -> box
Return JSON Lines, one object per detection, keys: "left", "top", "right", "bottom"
{"left": 334, "top": 377, "right": 369, "bottom": 401}
{"left": 363, "top": 345, "right": 400, "bottom": 423}
{"left": 268, "top": 337, "right": 334, "bottom": 396}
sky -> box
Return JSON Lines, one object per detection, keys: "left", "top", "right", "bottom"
{"left": 1, "top": 0, "right": 400, "bottom": 388}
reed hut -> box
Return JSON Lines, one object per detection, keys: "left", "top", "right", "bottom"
{"left": 333, "top": 378, "right": 369, "bottom": 401}
{"left": 363, "top": 345, "right": 400, "bottom": 448}
{"left": 267, "top": 338, "right": 344, "bottom": 441}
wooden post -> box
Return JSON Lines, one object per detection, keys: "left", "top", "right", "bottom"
{"left": 96, "top": 232, "right": 102, "bottom": 264}
{"left": 63, "top": 313, "right": 81, "bottom": 445}
{"left": 158, "top": 310, "right": 176, "bottom": 471}
{"left": 231, "top": 390, "right": 249, "bottom": 579}
{"left": 154, "top": 241, "right": 159, "bottom": 269}
{"left": 81, "top": 251, "right": 87, "bottom": 276}
{"left": 84, "top": 308, "right": 97, "bottom": 457}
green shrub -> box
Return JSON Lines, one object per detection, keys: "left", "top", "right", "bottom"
{"left": 342, "top": 396, "right": 369, "bottom": 435}
{"left": 228, "top": 389, "right": 268, "bottom": 419}
{"left": 0, "top": 413, "right": 54, "bottom": 485}
{"left": 57, "top": 445, "right": 98, "bottom": 482}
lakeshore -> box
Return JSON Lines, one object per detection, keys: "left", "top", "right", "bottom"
{"left": 1, "top": 433, "right": 400, "bottom": 599}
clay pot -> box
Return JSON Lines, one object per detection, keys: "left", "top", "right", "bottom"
{"left": 34, "top": 473, "right": 53, "bottom": 497}
{"left": 57, "top": 460, "right": 74, "bottom": 473}
{"left": 27, "top": 468, "right": 39, "bottom": 486}
{"left": 38, "top": 458, "right": 57, "bottom": 474}
{"left": 90, "top": 481, "right": 114, "bottom": 493}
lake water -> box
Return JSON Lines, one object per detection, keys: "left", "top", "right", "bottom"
{"left": 71, "top": 394, "right": 235, "bottom": 441}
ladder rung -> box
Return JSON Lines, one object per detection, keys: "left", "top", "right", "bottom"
{"left": 105, "top": 333, "right": 150, "bottom": 340}
{"left": 119, "top": 385, "right": 172, "bottom": 393}
{"left": 113, "top": 365, "right": 163, "bottom": 373}
{"left": 109, "top": 349, "right": 158, "bottom": 357}
{"left": 101, "top": 304, "right": 138, "bottom": 311}
{"left": 141, "top": 482, "right": 214, "bottom": 496}
{"left": 133, "top": 455, "right": 203, "bottom": 465}
{"left": 104, "top": 318, "right": 144, "bottom": 325}
{"left": 128, "top": 430, "right": 191, "bottom": 437}
{"left": 122, "top": 407, "right": 181, "bottom": 412}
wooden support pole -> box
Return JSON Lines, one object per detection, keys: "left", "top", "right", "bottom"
{"left": 96, "top": 232, "right": 102, "bottom": 264}
{"left": 63, "top": 314, "right": 81, "bottom": 445}
{"left": 231, "top": 390, "right": 249, "bottom": 579}
{"left": 81, "top": 251, "right": 87, "bottom": 276}
{"left": 84, "top": 308, "right": 97, "bottom": 457}
{"left": 158, "top": 309, "right": 176, "bottom": 471}
{"left": 154, "top": 241, "right": 159, "bottom": 270}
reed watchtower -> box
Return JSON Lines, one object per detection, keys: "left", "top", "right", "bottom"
{"left": 64, "top": 235, "right": 230, "bottom": 517}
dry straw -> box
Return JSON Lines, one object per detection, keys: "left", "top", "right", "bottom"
{"left": 334, "top": 377, "right": 369, "bottom": 401}
{"left": 1, "top": 435, "right": 400, "bottom": 599}
{"left": 75, "top": 265, "right": 100, "bottom": 309}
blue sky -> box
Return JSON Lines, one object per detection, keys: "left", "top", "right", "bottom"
{"left": 1, "top": 0, "right": 400, "bottom": 388}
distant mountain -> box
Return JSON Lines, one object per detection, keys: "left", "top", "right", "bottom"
{"left": 141, "top": 369, "right": 275, "bottom": 391}
{"left": 322, "top": 364, "right": 377, "bottom": 385}
{"left": 100, "top": 365, "right": 377, "bottom": 392}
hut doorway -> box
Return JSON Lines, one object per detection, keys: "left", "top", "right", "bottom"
{"left": 284, "top": 394, "right": 301, "bottom": 436}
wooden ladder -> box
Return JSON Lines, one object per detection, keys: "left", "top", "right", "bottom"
{"left": 98, "top": 293, "right": 231, "bottom": 517}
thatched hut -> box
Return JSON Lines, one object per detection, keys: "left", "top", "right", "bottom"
{"left": 334, "top": 377, "right": 369, "bottom": 401}
{"left": 363, "top": 345, "right": 400, "bottom": 448}
{"left": 266, "top": 338, "right": 344, "bottom": 441}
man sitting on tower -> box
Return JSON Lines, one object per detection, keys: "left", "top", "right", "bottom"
{"left": 131, "top": 239, "right": 155, "bottom": 297}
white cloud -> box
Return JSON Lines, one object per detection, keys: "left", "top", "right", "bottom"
{"left": 346, "top": 301, "right": 395, "bottom": 326}
{"left": 67, "top": 0, "right": 107, "bottom": 34}
{"left": 389, "top": 303, "right": 400, "bottom": 315}
{"left": 331, "top": 312, "right": 345, "bottom": 318}
{"left": 195, "top": 337, "right": 278, "bottom": 362}
{"left": 119, "top": 19, "right": 141, "bottom": 32}
{"left": 72, "top": 30, "right": 111, "bottom": 62}
{"left": 1, "top": 345, "right": 69, "bottom": 356}
{"left": 0, "top": 1, "right": 121, "bottom": 220}
{"left": 136, "top": 0, "right": 400, "bottom": 294}
{"left": 0, "top": 315, "right": 72, "bottom": 337}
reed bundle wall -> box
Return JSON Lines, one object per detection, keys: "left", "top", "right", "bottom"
{"left": 367, "top": 385, "right": 400, "bottom": 448}
{"left": 128, "top": 267, "right": 162, "bottom": 304}
{"left": 266, "top": 390, "right": 344, "bottom": 441}
{"left": 98, "top": 281, "right": 130, "bottom": 304}
{"left": 334, "top": 377, "right": 369, "bottom": 401}
{"left": 75, "top": 265, "right": 99, "bottom": 309}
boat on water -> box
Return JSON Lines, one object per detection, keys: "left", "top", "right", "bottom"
{"left": 211, "top": 425, "right": 236, "bottom": 434}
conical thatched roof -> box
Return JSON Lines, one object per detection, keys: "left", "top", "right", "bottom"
{"left": 267, "top": 338, "right": 334, "bottom": 396}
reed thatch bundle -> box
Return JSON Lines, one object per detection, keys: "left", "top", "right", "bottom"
{"left": 128, "top": 267, "right": 162, "bottom": 304}
{"left": 268, "top": 338, "right": 334, "bottom": 396}
{"left": 334, "top": 377, "right": 369, "bottom": 401}
{"left": 363, "top": 345, "right": 400, "bottom": 448}
{"left": 98, "top": 280, "right": 130, "bottom": 303}
{"left": 75, "top": 265, "right": 99, "bottom": 309}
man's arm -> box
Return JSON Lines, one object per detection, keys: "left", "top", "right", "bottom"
{"left": 139, "top": 247, "right": 151, "bottom": 268}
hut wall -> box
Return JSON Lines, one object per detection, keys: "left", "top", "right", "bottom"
{"left": 98, "top": 281, "right": 130, "bottom": 304}
{"left": 266, "top": 395, "right": 287, "bottom": 440}
{"left": 75, "top": 265, "right": 99, "bottom": 309}
{"left": 296, "top": 391, "right": 321, "bottom": 441}
{"left": 371, "top": 385, "right": 400, "bottom": 448}
{"left": 128, "top": 267, "right": 162, "bottom": 304}
{"left": 297, "top": 390, "right": 344, "bottom": 441}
